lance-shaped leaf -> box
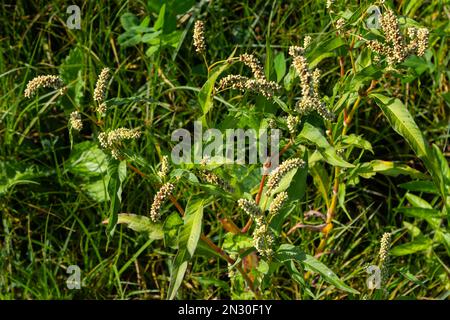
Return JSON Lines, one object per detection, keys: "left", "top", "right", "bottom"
{"left": 370, "top": 94, "right": 447, "bottom": 210}
{"left": 198, "top": 49, "right": 236, "bottom": 124}
{"left": 106, "top": 160, "right": 127, "bottom": 237}
{"left": 298, "top": 122, "right": 354, "bottom": 168}
{"left": 275, "top": 244, "right": 359, "bottom": 295}
{"left": 113, "top": 213, "right": 164, "bottom": 240}
{"left": 167, "top": 199, "right": 204, "bottom": 299}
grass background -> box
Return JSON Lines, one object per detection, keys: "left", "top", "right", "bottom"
{"left": 0, "top": 0, "right": 449, "bottom": 299}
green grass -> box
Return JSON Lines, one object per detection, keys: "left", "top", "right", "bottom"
{"left": 0, "top": 0, "right": 449, "bottom": 299}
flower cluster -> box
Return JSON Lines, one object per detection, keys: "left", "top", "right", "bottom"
{"left": 237, "top": 198, "right": 262, "bottom": 217}
{"left": 266, "top": 158, "right": 305, "bottom": 195}
{"left": 237, "top": 198, "right": 274, "bottom": 259}
{"left": 218, "top": 54, "right": 281, "bottom": 99}
{"left": 24, "top": 75, "right": 65, "bottom": 98}
{"left": 193, "top": 20, "right": 206, "bottom": 55}
{"left": 408, "top": 27, "right": 429, "bottom": 57}
{"left": 367, "top": 11, "right": 429, "bottom": 66}
{"left": 378, "top": 232, "right": 391, "bottom": 267}
{"left": 336, "top": 18, "right": 345, "bottom": 31}
{"left": 286, "top": 115, "right": 300, "bottom": 135}
{"left": 252, "top": 216, "right": 274, "bottom": 259}
{"left": 198, "top": 169, "right": 234, "bottom": 193}
{"left": 98, "top": 127, "right": 141, "bottom": 159}
{"left": 326, "top": 0, "right": 334, "bottom": 10}
{"left": 97, "top": 102, "right": 107, "bottom": 114}
{"left": 93, "top": 67, "right": 110, "bottom": 103}
{"left": 150, "top": 182, "right": 175, "bottom": 222}
{"left": 158, "top": 155, "right": 170, "bottom": 180}
{"left": 289, "top": 44, "right": 334, "bottom": 120}
{"left": 240, "top": 53, "right": 265, "bottom": 81}
{"left": 69, "top": 111, "right": 83, "bottom": 131}
{"left": 269, "top": 191, "right": 288, "bottom": 216}
{"left": 378, "top": 232, "right": 391, "bottom": 285}
{"left": 303, "top": 35, "right": 312, "bottom": 49}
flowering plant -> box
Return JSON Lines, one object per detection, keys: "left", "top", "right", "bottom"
{"left": 19, "top": 1, "right": 449, "bottom": 300}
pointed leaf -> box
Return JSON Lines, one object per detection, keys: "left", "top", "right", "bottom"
{"left": 167, "top": 199, "right": 204, "bottom": 299}
{"left": 391, "top": 237, "right": 433, "bottom": 256}
{"left": 299, "top": 122, "right": 354, "bottom": 168}
{"left": 276, "top": 244, "right": 359, "bottom": 294}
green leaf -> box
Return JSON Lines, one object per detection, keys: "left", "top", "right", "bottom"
{"left": 298, "top": 122, "right": 354, "bottom": 168}
{"left": 283, "top": 260, "right": 316, "bottom": 298}
{"left": 222, "top": 233, "right": 253, "bottom": 253}
{"left": 404, "top": 193, "right": 442, "bottom": 228}
{"left": 113, "top": 213, "right": 163, "bottom": 240}
{"left": 59, "top": 46, "right": 84, "bottom": 107}
{"left": 286, "top": 151, "right": 308, "bottom": 201}
{"left": 140, "top": 16, "right": 150, "bottom": 28}
{"left": 403, "top": 193, "right": 443, "bottom": 230}
{"left": 436, "top": 231, "right": 450, "bottom": 256}
{"left": 310, "top": 162, "right": 330, "bottom": 207}
{"left": 307, "top": 37, "right": 346, "bottom": 68}
{"left": 106, "top": 160, "right": 127, "bottom": 237}
{"left": 403, "top": 221, "right": 421, "bottom": 237}
{"left": 146, "top": 45, "right": 160, "bottom": 57}
{"left": 371, "top": 94, "right": 431, "bottom": 161}
{"left": 395, "top": 207, "right": 443, "bottom": 219}
{"left": 274, "top": 52, "right": 286, "bottom": 82}
{"left": 398, "top": 180, "right": 439, "bottom": 194}
{"left": 272, "top": 168, "right": 299, "bottom": 195}
{"left": 340, "top": 134, "right": 373, "bottom": 153}
{"left": 370, "top": 94, "right": 445, "bottom": 204}
{"left": 198, "top": 49, "right": 236, "bottom": 123}
{"left": 141, "top": 31, "right": 162, "bottom": 43}
{"left": 167, "top": 199, "right": 204, "bottom": 299}
{"left": 160, "top": 30, "right": 182, "bottom": 47}
{"left": 350, "top": 65, "right": 382, "bottom": 92}
{"left": 402, "top": 56, "right": 432, "bottom": 78}
{"left": 118, "top": 32, "right": 142, "bottom": 47}
{"left": 352, "top": 160, "right": 428, "bottom": 180}
{"left": 66, "top": 141, "right": 107, "bottom": 176}
{"left": 154, "top": 4, "right": 165, "bottom": 31}
{"left": 432, "top": 144, "right": 450, "bottom": 184}
{"left": 180, "top": 200, "right": 204, "bottom": 256}
{"left": 391, "top": 237, "right": 433, "bottom": 256}
{"left": 168, "top": 254, "right": 188, "bottom": 299}
{"left": 283, "top": 66, "right": 296, "bottom": 91}
{"left": 163, "top": 212, "right": 184, "bottom": 249}
{"left": 198, "top": 64, "right": 228, "bottom": 120}
{"left": 405, "top": 193, "right": 432, "bottom": 209}
{"left": 431, "top": 144, "right": 450, "bottom": 215}
{"left": 193, "top": 276, "right": 229, "bottom": 290}
{"left": 275, "top": 244, "right": 359, "bottom": 294}
{"left": 120, "top": 13, "right": 139, "bottom": 31}
{"left": 0, "top": 161, "right": 49, "bottom": 196}
{"left": 66, "top": 142, "right": 109, "bottom": 202}
{"left": 81, "top": 178, "right": 109, "bottom": 202}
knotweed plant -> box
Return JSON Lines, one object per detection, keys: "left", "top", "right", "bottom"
{"left": 24, "top": 75, "right": 66, "bottom": 98}
{"left": 218, "top": 53, "right": 281, "bottom": 99}
{"left": 378, "top": 232, "right": 391, "bottom": 288}
{"left": 365, "top": 10, "right": 430, "bottom": 67}
{"left": 18, "top": 1, "right": 449, "bottom": 301}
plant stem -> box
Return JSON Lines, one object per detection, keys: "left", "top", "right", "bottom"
{"left": 339, "top": 56, "right": 345, "bottom": 77}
